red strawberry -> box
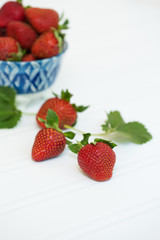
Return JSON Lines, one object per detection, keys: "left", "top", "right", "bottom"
{"left": 0, "top": 37, "right": 18, "bottom": 60}
{"left": 36, "top": 90, "right": 88, "bottom": 129}
{"left": 22, "top": 53, "right": 36, "bottom": 61}
{"left": 25, "top": 7, "right": 59, "bottom": 33}
{"left": 69, "top": 136, "right": 117, "bottom": 181}
{"left": 78, "top": 142, "right": 116, "bottom": 181}
{"left": 0, "top": 1, "right": 25, "bottom": 28}
{"left": 31, "top": 29, "right": 60, "bottom": 59}
{"left": 7, "top": 21, "right": 37, "bottom": 50}
{"left": 32, "top": 128, "right": 66, "bottom": 161}
{"left": 32, "top": 109, "right": 75, "bottom": 162}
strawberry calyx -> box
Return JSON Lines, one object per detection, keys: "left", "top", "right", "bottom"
{"left": 53, "top": 28, "right": 63, "bottom": 54}
{"left": 71, "top": 104, "right": 89, "bottom": 113}
{"left": 58, "top": 19, "right": 69, "bottom": 36}
{"left": 53, "top": 89, "right": 89, "bottom": 112}
{"left": 58, "top": 13, "right": 69, "bottom": 30}
{"left": 51, "top": 15, "right": 69, "bottom": 53}
{"left": 38, "top": 109, "right": 75, "bottom": 143}
{"left": 68, "top": 133, "right": 117, "bottom": 154}
{"left": 7, "top": 43, "right": 26, "bottom": 61}
{"left": 16, "top": 0, "right": 23, "bottom": 5}
{"left": 93, "top": 138, "right": 117, "bottom": 148}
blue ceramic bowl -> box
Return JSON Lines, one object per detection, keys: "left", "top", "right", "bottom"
{"left": 0, "top": 42, "right": 67, "bottom": 94}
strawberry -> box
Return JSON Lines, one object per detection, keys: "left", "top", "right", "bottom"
{"left": 22, "top": 53, "right": 36, "bottom": 61}
{"left": 78, "top": 142, "right": 116, "bottom": 181}
{"left": 36, "top": 90, "right": 88, "bottom": 129}
{"left": 31, "top": 29, "right": 61, "bottom": 59}
{"left": 32, "top": 128, "right": 66, "bottom": 161}
{"left": 0, "top": 1, "right": 25, "bottom": 28}
{"left": 7, "top": 21, "right": 37, "bottom": 50}
{"left": 32, "top": 109, "right": 75, "bottom": 161}
{"left": 0, "top": 37, "right": 23, "bottom": 60}
{"left": 25, "top": 7, "right": 59, "bottom": 33}
{"left": 69, "top": 135, "right": 117, "bottom": 181}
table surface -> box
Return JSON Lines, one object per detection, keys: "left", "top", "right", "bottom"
{"left": 0, "top": 0, "right": 160, "bottom": 239}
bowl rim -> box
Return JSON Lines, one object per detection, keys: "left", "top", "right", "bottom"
{"left": 0, "top": 41, "right": 68, "bottom": 64}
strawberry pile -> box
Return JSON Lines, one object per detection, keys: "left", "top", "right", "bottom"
{"left": 0, "top": 0, "right": 68, "bottom": 61}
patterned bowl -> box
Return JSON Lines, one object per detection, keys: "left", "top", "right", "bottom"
{"left": 0, "top": 42, "right": 67, "bottom": 94}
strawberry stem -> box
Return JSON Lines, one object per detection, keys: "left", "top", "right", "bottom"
{"left": 64, "top": 125, "right": 85, "bottom": 134}
{"left": 52, "top": 28, "right": 63, "bottom": 54}
{"left": 64, "top": 124, "right": 115, "bottom": 138}
{"left": 22, "top": 112, "right": 36, "bottom": 116}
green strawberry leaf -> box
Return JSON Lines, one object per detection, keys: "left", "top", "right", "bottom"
{"left": 64, "top": 131, "right": 75, "bottom": 139}
{"left": 102, "top": 111, "right": 125, "bottom": 131}
{"left": 66, "top": 139, "right": 72, "bottom": 145}
{"left": 52, "top": 91, "right": 58, "bottom": 98}
{"left": 46, "top": 109, "right": 59, "bottom": 125}
{"left": 0, "top": 110, "right": 22, "bottom": 129}
{"left": 0, "top": 86, "right": 16, "bottom": 103}
{"left": 54, "top": 29, "right": 63, "bottom": 54}
{"left": 116, "top": 121, "right": 152, "bottom": 144}
{"left": 72, "top": 104, "right": 89, "bottom": 112}
{"left": 38, "top": 117, "right": 46, "bottom": 123}
{"left": 68, "top": 143, "right": 83, "bottom": 154}
{"left": 94, "top": 138, "right": 117, "bottom": 149}
{"left": 58, "top": 19, "right": 69, "bottom": 31}
{"left": 81, "top": 133, "right": 91, "bottom": 145}
{"left": 102, "top": 110, "right": 152, "bottom": 144}
{"left": 16, "top": 0, "right": 22, "bottom": 5}
{"left": 44, "top": 109, "right": 60, "bottom": 131}
{"left": 0, "top": 87, "right": 22, "bottom": 128}
{"left": 61, "top": 89, "right": 72, "bottom": 102}
{"left": 0, "top": 107, "right": 17, "bottom": 122}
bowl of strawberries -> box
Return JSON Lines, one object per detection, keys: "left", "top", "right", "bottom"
{"left": 0, "top": 0, "right": 68, "bottom": 94}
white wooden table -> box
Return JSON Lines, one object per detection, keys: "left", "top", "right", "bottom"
{"left": 0, "top": 0, "right": 160, "bottom": 239}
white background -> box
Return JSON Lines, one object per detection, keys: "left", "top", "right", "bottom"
{"left": 0, "top": 0, "right": 160, "bottom": 239}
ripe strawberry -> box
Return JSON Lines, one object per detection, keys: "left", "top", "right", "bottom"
{"left": 69, "top": 135, "right": 117, "bottom": 181}
{"left": 7, "top": 21, "right": 37, "bottom": 50}
{"left": 0, "top": 1, "right": 25, "bottom": 28}
{"left": 32, "top": 128, "right": 66, "bottom": 161}
{"left": 22, "top": 53, "right": 36, "bottom": 61}
{"left": 36, "top": 90, "right": 88, "bottom": 129}
{"left": 32, "top": 109, "right": 75, "bottom": 162}
{"left": 25, "top": 7, "right": 59, "bottom": 33}
{"left": 78, "top": 142, "right": 116, "bottom": 181}
{"left": 0, "top": 37, "right": 18, "bottom": 60}
{"left": 0, "top": 36, "right": 25, "bottom": 61}
{"left": 31, "top": 29, "right": 60, "bottom": 59}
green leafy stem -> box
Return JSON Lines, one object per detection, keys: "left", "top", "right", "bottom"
{"left": 64, "top": 110, "right": 152, "bottom": 145}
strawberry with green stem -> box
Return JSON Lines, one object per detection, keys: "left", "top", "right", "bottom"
{"left": 29, "top": 11, "right": 68, "bottom": 58}
{"left": 0, "top": 87, "right": 88, "bottom": 129}
{"left": 31, "top": 28, "right": 61, "bottom": 59}
{"left": 36, "top": 89, "right": 89, "bottom": 129}
{"left": 0, "top": 36, "right": 25, "bottom": 61}
{"left": 68, "top": 133, "right": 117, "bottom": 181}
{"left": 32, "top": 109, "right": 75, "bottom": 162}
